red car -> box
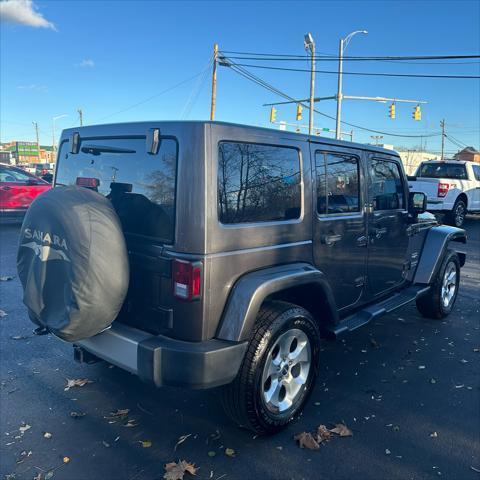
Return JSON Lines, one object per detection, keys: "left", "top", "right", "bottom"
{"left": 0, "top": 164, "right": 51, "bottom": 220}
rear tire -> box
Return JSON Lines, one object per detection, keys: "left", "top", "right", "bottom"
{"left": 446, "top": 199, "right": 467, "bottom": 227}
{"left": 222, "top": 301, "right": 320, "bottom": 435}
{"left": 416, "top": 250, "right": 460, "bottom": 319}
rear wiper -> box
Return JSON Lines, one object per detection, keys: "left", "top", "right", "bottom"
{"left": 81, "top": 145, "right": 136, "bottom": 155}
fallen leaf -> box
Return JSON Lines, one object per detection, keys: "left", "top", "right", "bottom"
{"left": 418, "top": 365, "right": 426, "bottom": 370}
{"left": 460, "top": 359, "right": 469, "bottom": 364}
{"left": 105, "top": 409, "right": 130, "bottom": 420}
{"left": 430, "top": 432, "right": 438, "bottom": 438}
{"left": 0, "top": 275, "right": 15, "bottom": 281}
{"left": 164, "top": 460, "right": 197, "bottom": 480}
{"left": 123, "top": 419, "right": 138, "bottom": 428}
{"left": 63, "top": 456, "right": 70, "bottom": 464}
{"left": 70, "top": 411, "right": 86, "bottom": 419}
{"left": 64, "top": 379, "right": 93, "bottom": 391}
{"left": 0, "top": 309, "right": 8, "bottom": 318}
{"left": 19, "top": 424, "right": 31, "bottom": 435}
{"left": 473, "top": 348, "right": 480, "bottom": 353}
{"left": 430, "top": 378, "right": 437, "bottom": 384}
{"left": 385, "top": 449, "right": 391, "bottom": 455}
{"left": 139, "top": 440, "right": 152, "bottom": 448}
{"left": 34, "top": 473, "right": 43, "bottom": 480}
{"left": 43, "top": 432, "right": 52, "bottom": 439}
{"left": 370, "top": 338, "right": 379, "bottom": 348}
{"left": 174, "top": 434, "right": 192, "bottom": 451}
{"left": 45, "top": 471, "right": 54, "bottom": 480}
{"left": 225, "top": 447, "right": 236, "bottom": 457}
{"left": 294, "top": 432, "right": 320, "bottom": 450}
{"left": 329, "top": 423, "right": 353, "bottom": 437}
{"left": 102, "top": 440, "right": 110, "bottom": 448}
{"left": 316, "top": 424, "right": 332, "bottom": 443}
{"left": 11, "top": 335, "right": 29, "bottom": 340}
{"left": 207, "top": 450, "right": 216, "bottom": 457}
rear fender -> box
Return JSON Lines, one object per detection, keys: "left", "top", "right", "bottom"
{"left": 216, "top": 263, "right": 338, "bottom": 342}
{"left": 414, "top": 225, "right": 467, "bottom": 284}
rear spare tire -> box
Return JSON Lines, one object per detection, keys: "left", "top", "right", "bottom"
{"left": 17, "top": 186, "right": 129, "bottom": 342}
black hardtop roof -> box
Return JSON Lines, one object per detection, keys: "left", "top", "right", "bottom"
{"left": 61, "top": 120, "right": 399, "bottom": 157}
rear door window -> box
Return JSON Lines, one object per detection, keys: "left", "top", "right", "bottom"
{"left": 217, "top": 141, "right": 301, "bottom": 224}
{"left": 315, "top": 152, "right": 360, "bottom": 214}
{"left": 55, "top": 137, "right": 178, "bottom": 242}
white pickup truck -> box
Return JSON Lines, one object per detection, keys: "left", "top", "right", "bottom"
{"left": 408, "top": 160, "right": 480, "bottom": 227}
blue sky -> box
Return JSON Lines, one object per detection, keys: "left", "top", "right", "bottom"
{"left": 1, "top": 0, "right": 479, "bottom": 155}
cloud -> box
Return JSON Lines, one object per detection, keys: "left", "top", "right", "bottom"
{"left": 76, "top": 59, "right": 95, "bottom": 68}
{"left": 0, "top": 0, "right": 56, "bottom": 30}
{"left": 17, "top": 83, "right": 48, "bottom": 92}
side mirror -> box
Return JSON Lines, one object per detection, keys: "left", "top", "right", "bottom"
{"left": 408, "top": 191, "right": 427, "bottom": 215}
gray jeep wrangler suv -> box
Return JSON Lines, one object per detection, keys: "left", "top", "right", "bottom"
{"left": 17, "top": 121, "right": 467, "bottom": 434}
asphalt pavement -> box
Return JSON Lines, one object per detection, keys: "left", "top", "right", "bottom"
{"left": 1, "top": 217, "right": 479, "bottom": 480}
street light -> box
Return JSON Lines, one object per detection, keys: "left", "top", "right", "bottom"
{"left": 335, "top": 30, "right": 368, "bottom": 140}
{"left": 52, "top": 114, "right": 68, "bottom": 156}
{"left": 304, "top": 32, "right": 315, "bottom": 136}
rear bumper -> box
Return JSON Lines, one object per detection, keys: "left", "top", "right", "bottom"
{"left": 0, "top": 208, "right": 27, "bottom": 220}
{"left": 76, "top": 323, "right": 247, "bottom": 389}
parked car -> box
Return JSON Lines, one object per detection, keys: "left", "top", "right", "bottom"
{"left": 0, "top": 164, "right": 51, "bottom": 220}
{"left": 17, "top": 122, "right": 467, "bottom": 434}
{"left": 409, "top": 160, "right": 480, "bottom": 227}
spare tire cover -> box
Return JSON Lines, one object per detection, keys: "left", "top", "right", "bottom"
{"left": 17, "top": 186, "right": 129, "bottom": 342}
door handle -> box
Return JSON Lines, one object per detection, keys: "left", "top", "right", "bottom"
{"left": 356, "top": 235, "right": 368, "bottom": 247}
{"left": 322, "top": 234, "right": 342, "bottom": 245}
{"left": 374, "top": 227, "right": 387, "bottom": 239}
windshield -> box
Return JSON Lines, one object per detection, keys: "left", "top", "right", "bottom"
{"left": 417, "top": 162, "right": 467, "bottom": 180}
{"left": 55, "top": 136, "right": 178, "bottom": 242}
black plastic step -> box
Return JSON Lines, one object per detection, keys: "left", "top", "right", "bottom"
{"left": 330, "top": 285, "right": 430, "bottom": 337}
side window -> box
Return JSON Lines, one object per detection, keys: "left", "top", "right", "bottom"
{"left": 315, "top": 152, "right": 360, "bottom": 214}
{"left": 473, "top": 165, "right": 480, "bottom": 181}
{"left": 218, "top": 142, "right": 301, "bottom": 224}
{"left": 371, "top": 159, "right": 405, "bottom": 210}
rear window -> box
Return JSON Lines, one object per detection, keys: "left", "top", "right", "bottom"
{"left": 417, "top": 162, "right": 467, "bottom": 180}
{"left": 217, "top": 141, "right": 301, "bottom": 224}
{"left": 55, "top": 137, "right": 177, "bottom": 242}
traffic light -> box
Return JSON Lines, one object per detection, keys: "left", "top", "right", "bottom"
{"left": 388, "top": 103, "right": 396, "bottom": 119}
{"left": 270, "top": 106, "right": 277, "bottom": 123}
{"left": 296, "top": 104, "right": 303, "bottom": 121}
{"left": 413, "top": 105, "right": 421, "bottom": 121}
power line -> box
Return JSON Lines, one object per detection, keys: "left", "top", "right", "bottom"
{"left": 224, "top": 61, "right": 480, "bottom": 79}
{"left": 97, "top": 71, "right": 205, "bottom": 122}
{"left": 224, "top": 60, "right": 441, "bottom": 138}
{"left": 220, "top": 50, "right": 480, "bottom": 61}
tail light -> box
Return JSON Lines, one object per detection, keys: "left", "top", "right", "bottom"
{"left": 173, "top": 259, "right": 202, "bottom": 301}
{"left": 438, "top": 183, "right": 449, "bottom": 197}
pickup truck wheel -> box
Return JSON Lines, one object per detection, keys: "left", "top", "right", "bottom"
{"left": 416, "top": 250, "right": 460, "bottom": 319}
{"left": 221, "top": 301, "right": 320, "bottom": 435}
{"left": 446, "top": 199, "right": 466, "bottom": 227}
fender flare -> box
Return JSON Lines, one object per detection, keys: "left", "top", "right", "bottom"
{"left": 216, "top": 263, "right": 338, "bottom": 342}
{"left": 414, "top": 225, "right": 466, "bottom": 285}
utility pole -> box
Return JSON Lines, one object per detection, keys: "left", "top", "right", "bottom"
{"left": 210, "top": 43, "right": 218, "bottom": 121}
{"left": 78, "top": 108, "right": 83, "bottom": 126}
{"left": 440, "top": 119, "right": 446, "bottom": 160}
{"left": 32, "top": 121, "right": 40, "bottom": 160}
{"left": 371, "top": 135, "right": 383, "bottom": 146}
{"left": 304, "top": 33, "right": 315, "bottom": 135}
{"left": 335, "top": 30, "right": 368, "bottom": 139}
